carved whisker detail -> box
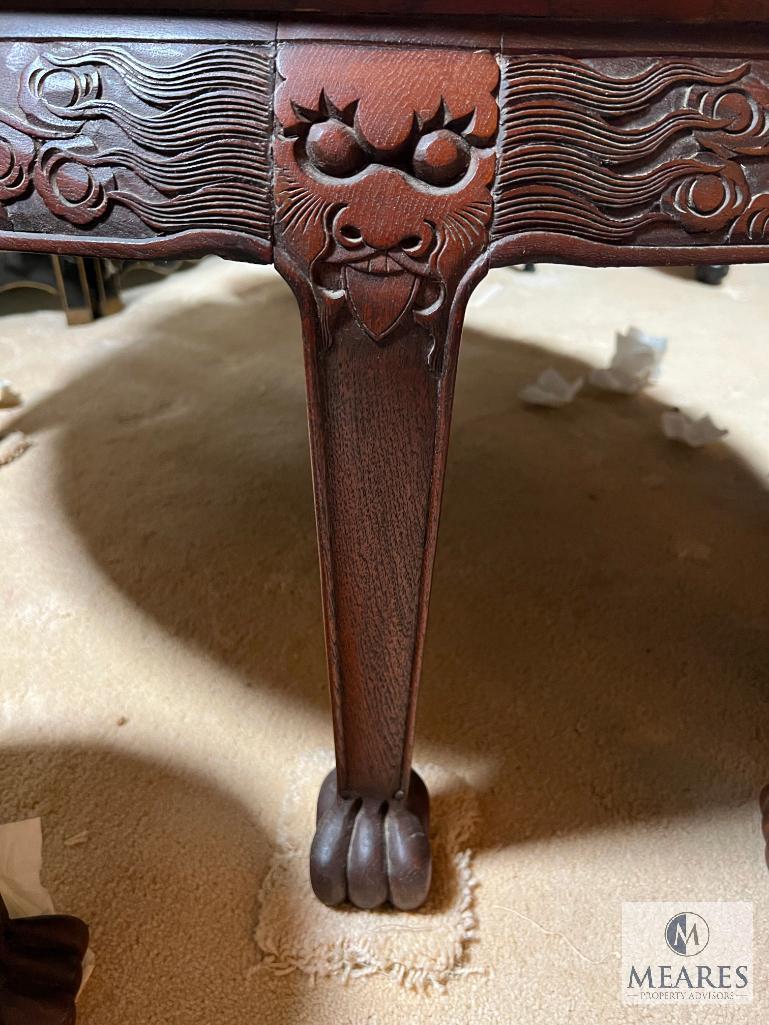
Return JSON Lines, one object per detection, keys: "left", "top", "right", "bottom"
{"left": 442, "top": 218, "right": 469, "bottom": 260}
{"left": 444, "top": 210, "right": 479, "bottom": 250}
{"left": 284, "top": 193, "right": 331, "bottom": 233}
{"left": 465, "top": 198, "right": 493, "bottom": 216}
{"left": 277, "top": 168, "right": 335, "bottom": 233}
{"left": 430, "top": 221, "right": 455, "bottom": 270}
{"left": 452, "top": 204, "right": 490, "bottom": 235}
{"left": 294, "top": 197, "right": 333, "bottom": 233}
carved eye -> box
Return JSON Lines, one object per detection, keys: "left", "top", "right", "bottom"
{"left": 306, "top": 120, "right": 368, "bottom": 177}
{"left": 412, "top": 129, "right": 471, "bottom": 187}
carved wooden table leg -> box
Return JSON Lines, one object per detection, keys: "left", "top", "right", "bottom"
{"left": 274, "top": 44, "right": 498, "bottom": 909}
{"left": 3, "top": 14, "right": 769, "bottom": 927}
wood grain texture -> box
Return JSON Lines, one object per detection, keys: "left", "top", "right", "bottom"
{"left": 0, "top": 39, "right": 273, "bottom": 261}
{"left": 8, "top": 1, "right": 769, "bottom": 20}
{"left": 277, "top": 17, "right": 502, "bottom": 48}
{"left": 500, "top": 20, "right": 769, "bottom": 56}
{"left": 274, "top": 42, "right": 497, "bottom": 907}
{"left": 0, "top": 15, "right": 275, "bottom": 42}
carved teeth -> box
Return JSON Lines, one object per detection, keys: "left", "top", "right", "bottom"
{"left": 352, "top": 252, "right": 403, "bottom": 276}
{"left": 368, "top": 252, "right": 395, "bottom": 275}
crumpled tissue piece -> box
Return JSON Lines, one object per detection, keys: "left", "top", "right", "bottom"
{"left": 519, "top": 368, "right": 583, "bottom": 408}
{"left": 661, "top": 410, "right": 728, "bottom": 447}
{"left": 0, "top": 380, "right": 22, "bottom": 409}
{"left": 0, "top": 818, "right": 94, "bottom": 995}
{"left": 589, "top": 326, "right": 668, "bottom": 394}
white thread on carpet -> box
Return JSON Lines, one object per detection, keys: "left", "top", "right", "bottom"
{"left": 0, "top": 431, "right": 31, "bottom": 467}
{"left": 254, "top": 749, "right": 487, "bottom": 993}
{"left": 491, "top": 904, "right": 619, "bottom": 967}
{"left": 63, "top": 831, "right": 90, "bottom": 848}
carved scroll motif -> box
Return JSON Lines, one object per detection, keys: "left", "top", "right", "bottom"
{"left": 0, "top": 45, "right": 272, "bottom": 244}
{"left": 493, "top": 56, "right": 769, "bottom": 246}
{"left": 274, "top": 45, "right": 499, "bottom": 367}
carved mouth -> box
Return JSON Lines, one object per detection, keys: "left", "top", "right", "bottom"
{"left": 322, "top": 236, "right": 436, "bottom": 343}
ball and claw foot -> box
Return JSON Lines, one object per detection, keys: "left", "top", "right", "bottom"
{"left": 695, "top": 264, "right": 730, "bottom": 286}
{"left": 0, "top": 894, "right": 89, "bottom": 1025}
{"left": 310, "top": 769, "right": 432, "bottom": 910}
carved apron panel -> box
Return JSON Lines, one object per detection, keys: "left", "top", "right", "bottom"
{"left": 494, "top": 55, "right": 769, "bottom": 248}
{"left": 0, "top": 42, "right": 272, "bottom": 252}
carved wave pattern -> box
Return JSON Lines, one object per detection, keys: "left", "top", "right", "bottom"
{"left": 492, "top": 57, "right": 769, "bottom": 245}
{"left": 0, "top": 46, "right": 272, "bottom": 241}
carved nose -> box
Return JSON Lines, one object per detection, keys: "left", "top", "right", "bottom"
{"left": 337, "top": 221, "right": 432, "bottom": 254}
{"left": 338, "top": 223, "right": 365, "bottom": 247}
{"left": 399, "top": 234, "right": 424, "bottom": 253}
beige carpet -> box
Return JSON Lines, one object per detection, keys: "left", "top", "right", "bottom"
{"left": 0, "top": 256, "right": 768, "bottom": 1023}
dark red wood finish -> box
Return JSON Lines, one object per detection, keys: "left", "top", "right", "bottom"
{"left": 0, "top": 894, "right": 89, "bottom": 1025}
{"left": 0, "top": 10, "right": 767, "bottom": 922}
{"left": 7, "top": 1, "right": 769, "bottom": 19}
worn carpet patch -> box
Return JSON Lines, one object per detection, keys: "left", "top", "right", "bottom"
{"left": 254, "top": 750, "right": 485, "bottom": 992}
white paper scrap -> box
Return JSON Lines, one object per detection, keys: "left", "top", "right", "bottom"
{"left": 519, "top": 368, "right": 584, "bottom": 408}
{"left": 661, "top": 410, "right": 728, "bottom": 448}
{"left": 0, "top": 818, "right": 54, "bottom": 919}
{"left": 589, "top": 326, "right": 668, "bottom": 394}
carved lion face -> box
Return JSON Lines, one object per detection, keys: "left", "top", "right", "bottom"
{"left": 275, "top": 46, "right": 499, "bottom": 344}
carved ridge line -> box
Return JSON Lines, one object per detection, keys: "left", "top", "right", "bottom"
{"left": 492, "top": 56, "right": 769, "bottom": 245}
{"left": 0, "top": 44, "right": 272, "bottom": 241}
{"left": 500, "top": 58, "right": 748, "bottom": 113}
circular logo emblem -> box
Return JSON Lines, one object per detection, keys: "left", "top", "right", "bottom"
{"left": 665, "top": 912, "right": 710, "bottom": 957}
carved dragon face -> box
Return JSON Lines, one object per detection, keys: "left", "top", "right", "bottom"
{"left": 275, "top": 46, "right": 498, "bottom": 344}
